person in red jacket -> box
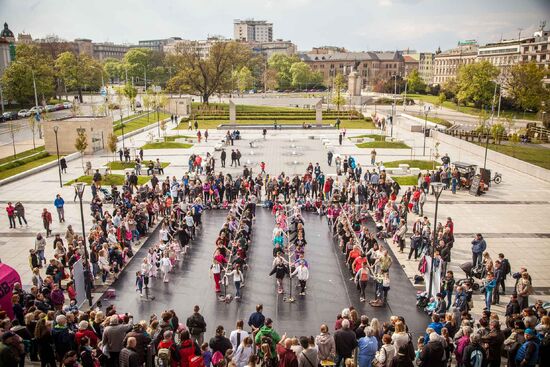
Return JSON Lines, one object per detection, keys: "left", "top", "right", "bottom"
{"left": 75, "top": 320, "right": 98, "bottom": 348}
{"left": 41, "top": 208, "right": 53, "bottom": 237}
{"left": 6, "top": 202, "right": 16, "bottom": 229}
{"left": 174, "top": 330, "right": 200, "bottom": 367}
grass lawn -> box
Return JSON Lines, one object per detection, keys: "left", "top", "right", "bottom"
{"left": 141, "top": 142, "right": 193, "bottom": 150}
{"left": 474, "top": 143, "right": 550, "bottom": 170}
{"left": 390, "top": 176, "right": 418, "bottom": 186}
{"left": 406, "top": 94, "right": 539, "bottom": 121}
{"left": 0, "top": 146, "right": 46, "bottom": 165}
{"left": 176, "top": 119, "right": 376, "bottom": 130}
{"left": 384, "top": 160, "right": 439, "bottom": 170}
{"left": 106, "top": 161, "right": 170, "bottom": 170}
{"left": 409, "top": 113, "right": 452, "bottom": 128}
{"left": 114, "top": 112, "right": 171, "bottom": 136}
{"left": 356, "top": 141, "right": 411, "bottom": 149}
{"left": 164, "top": 135, "right": 196, "bottom": 142}
{"left": 65, "top": 174, "right": 150, "bottom": 186}
{"left": 0, "top": 155, "right": 59, "bottom": 180}
{"left": 348, "top": 134, "right": 385, "bottom": 141}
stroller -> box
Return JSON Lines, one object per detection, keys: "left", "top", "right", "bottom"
{"left": 457, "top": 261, "right": 484, "bottom": 291}
{"left": 98, "top": 187, "right": 113, "bottom": 203}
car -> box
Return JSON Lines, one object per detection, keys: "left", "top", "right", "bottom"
{"left": 54, "top": 103, "right": 64, "bottom": 111}
{"left": 45, "top": 105, "right": 56, "bottom": 112}
{"left": 18, "top": 109, "right": 31, "bottom": 118}
{"left": 2, "top": 111, "right": 18, "bottom": 121}
{"left": 29, "top": 106, "right": 44, "bottom": 114}
{"left": 63, "top": 102, "right": 73, "bottom": 109}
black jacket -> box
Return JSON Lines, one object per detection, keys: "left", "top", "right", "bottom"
{"left": 186, "top": 313, "right": 207, "bottom": 335}
{"left": 419, "top": 340, "right": 445, "bottom": 367}
{"left": 334, "top": 328, "right": 357, "bottom": 359}
{"left": 209, "top": 335, "right": 232, "bottom": 356}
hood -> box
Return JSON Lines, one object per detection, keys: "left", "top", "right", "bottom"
{"left": 316, "top": 333, "right": 332, "bottom": 345}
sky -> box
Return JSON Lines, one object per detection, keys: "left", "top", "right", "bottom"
{"left": 2, "top": 0, "right": 549, "bottom": 52}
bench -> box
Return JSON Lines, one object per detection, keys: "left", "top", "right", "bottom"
{"left": 398, "top": 164, "right": 410, "bottom": 171}
{"left": 409, "top": 168, "right": 421, "bottom": 176}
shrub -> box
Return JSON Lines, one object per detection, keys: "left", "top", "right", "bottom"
{"left": 0, "top": 151, "right": 50, "bottom": 172}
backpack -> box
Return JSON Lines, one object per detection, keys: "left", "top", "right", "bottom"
{"left": 541, "top": 331, "right": 550, "bottom": 347}
{"left": 157, "top": 348, "right": 171, "bottom": 366}
{"left": 189, "top": 355, "right": 205, "bottom": 367}
{"left": 261, "top": 334, "right": 274, "bottom": 349}
{"left": 501, "top": 259, "right": 511, "bottom": 276}
{"left": 470, "top": 349, "right": 484, "bottom": 367}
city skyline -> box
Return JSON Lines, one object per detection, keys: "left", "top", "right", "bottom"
{"left": 3, "top": 0, "right": 549, "bottom": 52}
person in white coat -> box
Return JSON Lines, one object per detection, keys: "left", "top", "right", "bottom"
{"left": 233, "top": 336, "right": 254, "bottom": 367}
{"left": 229, "top": 320, "right": 250, "bottom": 351}
{"left": 291, "top": 262, "right": 310, "bottom": 296}
{"left": 160, "top": 252, "right": 172, "bottom": 282}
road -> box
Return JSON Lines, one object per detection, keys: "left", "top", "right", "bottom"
{"left": 103, "top": 209, "right": 428, "bottom": 338}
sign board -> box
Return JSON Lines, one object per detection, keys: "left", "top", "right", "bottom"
{"left": 0, "top": 263, "right": 21, "bottom": 319}
{"left": 153, "top": 85, "right": 162, "bottom": 93}
{"left": 469, "top": 174, "right": 482, "bottom": 196}
{"left": 100, "top": 87, "right": 107, "bottom": 97}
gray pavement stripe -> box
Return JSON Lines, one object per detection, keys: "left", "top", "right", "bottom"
{"left": 439, "top": 200, "right": 550, "bottom": 205}
{"left": 453, "top": 233, "right": 550, "bottom": 238}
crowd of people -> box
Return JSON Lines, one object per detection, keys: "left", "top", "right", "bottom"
{"left": 2, "top": 139, "right": 549, "bottom": 367}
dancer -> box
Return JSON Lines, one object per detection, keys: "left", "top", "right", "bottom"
{"left": 226, "top": 264, "right": 244, "bottom": 299}
{"left": 269, "top": 256, "right": 289, "bottom": 294}
{"left": 290, "top": 261, "right": 309, "bottom": 296}
{"left": 160, "top": 253, "right": 172, "bottom": 282}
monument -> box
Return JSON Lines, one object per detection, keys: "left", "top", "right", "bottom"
{"left": 229, "top": 100, "right": 236, "bottom": 123}
{"left": 315, "top": 100, "right": 323, "bottom": 124}
{"left": 347, "top": 63, "right": 365, "bottom": 105}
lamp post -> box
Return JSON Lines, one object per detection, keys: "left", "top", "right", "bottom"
{"left": 53, "top": 126, "right": 62, "bottom": 188}
{"left": 120, "top": 112, "right": 125, "bottom": 151}
{"left": 156, "top": 105, "right": 160, "bottom": 137}
{"left": 423, "top": 105, "right": 431, "bottom": 156}
{"left": 428, "top": 182, "right": 445, "bottom": 298}
{"left": 74, "top": 182, "right": 92, "bottom": 306}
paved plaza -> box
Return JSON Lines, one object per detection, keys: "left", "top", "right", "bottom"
{"left": 1, "top": 112, "right": 550, "bottom": 324}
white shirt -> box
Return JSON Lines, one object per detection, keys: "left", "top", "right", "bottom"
{"left": 230, "top": 329, "right": 250, "bottom": 351}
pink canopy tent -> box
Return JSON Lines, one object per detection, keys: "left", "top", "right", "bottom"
{"left": 0, "top": 263, "right": 22, "bottom": 319}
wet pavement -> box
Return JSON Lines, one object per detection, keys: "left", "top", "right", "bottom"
{"left": 104, "top": 209, "right": 428, "bottom": 337}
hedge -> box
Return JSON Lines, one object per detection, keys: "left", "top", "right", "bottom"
{"left": 0, "top": 151, "right": 51, "bottom": 172}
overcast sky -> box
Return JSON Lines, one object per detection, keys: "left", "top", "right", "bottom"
{"left": 3, "top": 0, "right": 549, "bottom": 52}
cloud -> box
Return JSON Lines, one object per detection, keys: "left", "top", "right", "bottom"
{"left": 378, "top": 0, "right": 393, "bottom": 6}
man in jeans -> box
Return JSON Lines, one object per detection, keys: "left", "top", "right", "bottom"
{"left": 41, "top": 208, "right": 53, "bottom": 237}
{"left": 54, "top": 194, "right": 65, "bottom": 223}
{"left": 471, "top": 233, "right": 487, "bottom": 267}
{"left": 186, "top": 305, "right": 207, "bottom": 345}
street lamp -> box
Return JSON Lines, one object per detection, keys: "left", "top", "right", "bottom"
{"left": 428, "top": 182, "right": 445, "bottom": 299}
{"left": 53, "top": 126, "right": 62, "bottom": 188}
{"left": 74, "top": 182, "right": 92, "bottom": 306}
{"left": 423, "top": 105, "right": 431, "bottom": 156}
{"left": 156, "top": 105, "right": 160, "bottom": 137}
{"left": 120, "top": 111, "right": 125, "bottom": 151}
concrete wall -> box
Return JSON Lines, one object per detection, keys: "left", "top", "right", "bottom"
{"left": 166, "top": 97, "right": 191, "bottom": 116}
{"left": 43, "top": 116, "right": 113, "bottom": 155}
{"left": 432, "top": 130, "right": 550, "bottom": 182}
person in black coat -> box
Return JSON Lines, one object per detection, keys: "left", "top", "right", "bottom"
{"left": 209, "top": 325, "right": 232, "bottom": 356}
{"left": 419, "top": 333, "right": 445, "bottom": 367}
{"left": 60, "top": 158, "right": 67, "bottom": 173}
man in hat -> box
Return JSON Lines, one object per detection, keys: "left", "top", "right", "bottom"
{"left": 0, "top": 331, "right": 24, "bottom": 366}
{"left": 515, "top": 328, "right": 540, "bottom": 367}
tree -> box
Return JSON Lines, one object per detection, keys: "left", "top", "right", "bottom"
{"left": 103, "top": 58, "right": 124, "bottom": 83}
{"left": 262, "top": 67, "right": 278, "bottom": 91}
{"left": 1, "top": 44, "right": 55, "bottom": 105}
{"left": 268, "top": 54, "right": 300, "bottom": 90}
{"left": 490, "top": 123, "right": 506, "bottom": 144}
{"left": 123, "top": 48, "right": 155, "bottom": 83}
{"left": 289, "top": 62, "right": 322, "bottom": 90}
{"left": 505, "top": 61, "right": 548, "bottom": 112}
{"left": 106, "top": 133, "right": 118, "bottom": 163}
{"left": 74, "top": 129, "right": 89, "bottom": 172}
{"left": 121, "top": 83, "right": 137, "bottom": 110}
{"left": 27, "top": 115, "right": 39, "bottom": 149}
{"left": 55, "top": 51, "right": 102, "bottom": 102}
{"left": 406, "top": 70, "right": 426, "bottom": 94}
{"left": 235, "top": 66, "right": 254, "bottom": 94}
{"left": 441, "top": 78, "right": 458, "bottom": 100}
{"left": 456, "top": 61, "right": 500, "bottom": 108}
{"left": 333, "top": 73, "right": 346, "bottom": 112}
{"left": 166, "top": 41, "right": 251, "bottom": 103}
{"left": 7, "top": 121, "right": 21, "bottom": 158}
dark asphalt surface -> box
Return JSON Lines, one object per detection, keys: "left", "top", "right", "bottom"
{"left": 104, "top": 209, "right": 428, "bottom": 337}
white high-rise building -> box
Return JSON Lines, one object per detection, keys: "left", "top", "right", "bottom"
{"left": 233, "top": 19, "right": 273, "bottom": 43}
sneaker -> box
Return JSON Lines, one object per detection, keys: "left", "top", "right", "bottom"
{"left": 360, "top": 297, "right": 365, "bottom": 302}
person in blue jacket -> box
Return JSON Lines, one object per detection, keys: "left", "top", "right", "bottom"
{"left": 357, "top": 327, "right": 378, "bottom": 367}
{"left": 471, "top": 233, "right": 487, "bottom": 267}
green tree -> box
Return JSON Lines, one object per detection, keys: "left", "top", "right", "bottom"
{"left": 490, "top": 122, "right": 506, "bottom": 144}
{"left": 55, "top": 51, "right": 103, "bottom": 102}
{"left": 103, "top": 58, "right": 124, "bottom": 83}
{"left": 289, "top": 62, "right": 315, "bottom": 89}
{"left": 235, "top": 66, "right": 254, "bottom": 93}
{"left": 406, "top": 69, "right": 426, "bottom": 94}
{"left": 456, "top": 61, "right": 500, "bottom": 108}
{"left": 333, "top": 73, "right": 346, "bottom": 112}
{"left": 106, "top": 133, "right": 118, "bottom": 163}
{"left": 1, "top": 44, "right": 55, "bottom": 105}
{"left": 166, "top": 41, "right": 251, "bottom": 103}
{"left": 74, "top": 129, "right": 89, "bottom": 172}
{"left": 268, "top": 54, "right": 300, "bottom": 90}
{"left": 505, "top": 61, "right": 548, "bottom": 112}
{"left": 123, "top": 48, "right": 154, "bottom": 83}
{"left": 116, "top": 83, "right": 137, "bottom": 110}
